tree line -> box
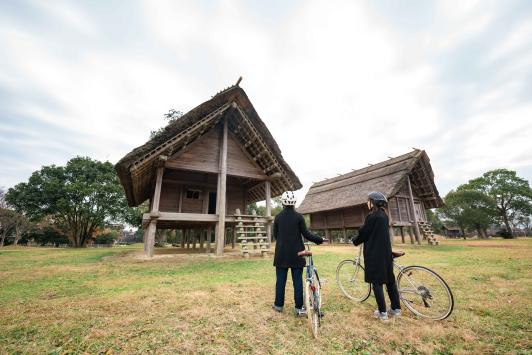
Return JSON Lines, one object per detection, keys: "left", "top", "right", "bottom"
{"left": 432, "top": 169, "right": 532, "bottom": 238}
{"left": 1, "top": 157, "right": 142, "bottom": 247}
{"left": 1, "top": 158, "right": 531, "bottom": 248}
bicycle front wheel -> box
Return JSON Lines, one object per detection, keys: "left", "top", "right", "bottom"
{"left": 304, "top": 280, "right": 319, "bottom": 338}
{"left": 397, "top": 265, "right": 454, "bottom": 320}
{"left": 336, "top": 259, "right": 371, "bottom": 302}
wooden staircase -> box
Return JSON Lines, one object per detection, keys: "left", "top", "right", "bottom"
{"left": 235, "top": 209, "right": 271, "bottom": 257}
{"left": 418, "top": 221, "right": 439, "bottom": 245}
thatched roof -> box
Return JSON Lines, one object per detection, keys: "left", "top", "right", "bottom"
{"left": 298, "top": 149, "right": 442, "bottom": 214}
{"left": 115, "top": 85, "right": 302, "bottom": 207}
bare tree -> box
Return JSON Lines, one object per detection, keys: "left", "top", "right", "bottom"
{"left": 0, "top": 208, "right": 16, "bottom": 247}
{"left": 0, "top": 187, "right": 7, "bottom": 209}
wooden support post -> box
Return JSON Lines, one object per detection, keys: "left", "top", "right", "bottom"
{"left": 231, "top": 227, "right": 236, "bottom": 249}
{"left": 325, "top": 229, "right": 331, "bottom": 244}
{"left": 389, "top": 226, "right": 394, "bottom": 245}
{"left": 265, "top": 180, "right": 272, "bottom": 245}
{"left": 192, "top": 230, "right": 196, "bottom": 250}
{"left": 180, "top": 229, "right": 185, "bottom": 249}
{"left": 207, "top": 227, "right": 212, "bottom": 253}
{"left": 408, "top": 227, "right": 415, "bottom": 244}
{"left": 215, "top": 117, "right": 229, "bottom": 256}
{"left": 199, "top": 229, "right": 204, "bottom": 251}
{"left": 407, "top": 176, "right": 422, "bottom": 245}
{"left": 144, "top": 165, "right": 164, "bottom": 257}
{"left": 400, "top": 227, "right": 405, "bottom": 244}
{"left": 342, "top": 228, "right": 347, "bottom": 243}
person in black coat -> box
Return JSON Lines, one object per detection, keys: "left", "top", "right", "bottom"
{"left": 272, "top": 191, "right": 324, "bottom": 315}
{"left": 352, "top": 191, "right": 401, "bottom": 321}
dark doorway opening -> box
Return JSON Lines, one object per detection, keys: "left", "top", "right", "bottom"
{"left": 208, "top": 192, "right": 217, "bottom": 214}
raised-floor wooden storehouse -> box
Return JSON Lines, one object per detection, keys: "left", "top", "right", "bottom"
{"left": 297, "top": 150, "right": 443, "bottom": 245}
{"left": 115, "top": 84, "right": 301, "bottom": 257}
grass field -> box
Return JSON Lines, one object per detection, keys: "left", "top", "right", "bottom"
{"left": 0, "top": 239, "right": 531, "bottom": 354}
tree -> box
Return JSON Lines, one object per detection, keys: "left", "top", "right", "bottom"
{"left": 440, "top": 189, "right": 496, "bottom": 238}
{"left": 150, "top": 109, "right": 183, "bottom": 139}
{"left": 0, "top": 208, "right": 17, "bottom": 247}
{"left": 0, "top": 186, "right": 7, "bottom": 208}
{"left": 467, "top": 169, "right": 532, "bottom": 237}
{"left": 6, "top": 157, "right": 136, "bottom": 247}
{"left": 12, "top": 213, "right": 31, "bottom": 246}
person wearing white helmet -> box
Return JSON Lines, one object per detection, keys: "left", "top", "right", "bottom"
{"left": 351, "top": 191, "right": 401, "bottom": 321}
{"left": 272, "top": 191, "right": 325, "bottom": 316}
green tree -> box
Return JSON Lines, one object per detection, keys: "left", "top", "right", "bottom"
{"left": 440, "top": 189, "right": 495, "bottom": 238}
{"left": 467, "top": 169, "right": 532, "bottom": 237}
{"left": 6, "top": 157, "right": 136, "bottom": 247}
{"left": 0, "top": 208, "right": 17, "bottom": 247}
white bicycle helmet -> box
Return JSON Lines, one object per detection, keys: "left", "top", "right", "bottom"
{"left": 281, "top": 191, "right": 297, "bottom": 206}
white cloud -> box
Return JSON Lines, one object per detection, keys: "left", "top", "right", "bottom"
{"left": 0, "top": 0, "right": 531, "bottom": 200}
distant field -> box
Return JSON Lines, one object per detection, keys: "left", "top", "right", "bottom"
{"left": 0, "top": 239, "right": 531, "bottom": 354}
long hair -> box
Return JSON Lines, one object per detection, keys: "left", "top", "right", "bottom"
{"left": 368, "top": 200, "right": 389, "bottom": 216}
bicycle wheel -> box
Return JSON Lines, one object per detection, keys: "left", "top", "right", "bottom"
{"left": 336, "top": 259, "right": 371, "bottom": 302}
{"left": 397, "top": 265, "right": 454, "bottom": 320}
{"left": 304, "top": 280, "right": 319, "bottom": 338}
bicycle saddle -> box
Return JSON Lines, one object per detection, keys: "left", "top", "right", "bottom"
{"left": 392, "top": 251, "right": 405, "bottom": 258}
{"left": 298, "top": 250, "right": 312, "bottom": 257}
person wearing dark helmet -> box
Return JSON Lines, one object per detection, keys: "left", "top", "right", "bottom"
{"left": 272, "top": 191, "right": 325, "bottom": 316}
{"left": 351, "top": 191, "right": 401, "bottom": 321}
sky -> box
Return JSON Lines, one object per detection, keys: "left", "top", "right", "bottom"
{"left": 1, "top": 0, "right": 531, "bottom": 203}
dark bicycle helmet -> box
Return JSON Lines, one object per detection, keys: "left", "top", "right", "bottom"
{"left": 368, "top": 191, "right": 388, "bottom": 207}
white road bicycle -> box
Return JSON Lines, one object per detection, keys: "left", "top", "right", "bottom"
{"left": 299, "top": 242, "right": 324, "bottom": 338}
{"left": 336, "top": 246, "right": 454, "bottom": 320}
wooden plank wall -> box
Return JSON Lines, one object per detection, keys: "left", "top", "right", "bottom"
{"left": 159, "top": 170, "right": 245, "bottom": 216}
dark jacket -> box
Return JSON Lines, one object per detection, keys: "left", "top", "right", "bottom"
{"left": 352, "top": 209, "right": 394, "bottom": 283}
{"left": 273, "top": 207, "right": 324, "bottom": 268}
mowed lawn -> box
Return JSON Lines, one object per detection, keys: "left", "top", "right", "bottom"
{"left": 0, "top": 239, "right": 531, "bottom": 354}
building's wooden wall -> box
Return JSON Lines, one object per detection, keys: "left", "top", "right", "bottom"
{"left": 158, "top": 170, "right": 245, "bottom": 215}
{"left": 165, "top": 126, "right": 267, "bottom": 180}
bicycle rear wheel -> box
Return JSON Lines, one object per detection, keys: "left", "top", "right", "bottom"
{"left": 336, "top": 259, "right": 371, "bottom": 302}
{"left": 397, "top": 265, "right": 454, "bottom": 320}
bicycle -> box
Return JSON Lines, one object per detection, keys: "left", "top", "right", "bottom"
{"left": 298, "top": 242, "right": 324, "bottom": 338}
{"left": 336, "top": 245, "right": 454, "bottom": 320}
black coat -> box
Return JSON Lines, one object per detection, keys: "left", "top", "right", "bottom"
{"left": 352, "top": 209, "right": 394, "bottom": 284}
{"left": 273, "top": 207, "right": 324, "bottom": 268}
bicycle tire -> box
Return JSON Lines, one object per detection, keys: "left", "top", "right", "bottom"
{"left": 336, "top": 259, "right": 371, "bottom": 302}
{"left": 397, "top": 265, "right": 454, "bottom": 320}
{"left": 304, "top": 280, "right": 319, "bottom": 338}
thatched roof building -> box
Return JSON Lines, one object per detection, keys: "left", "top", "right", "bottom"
{"left": 115, "top": 83, "right": 301, "bottom": 256}
{"left": 298, "top": 149, "right": 443, "bottom": 245}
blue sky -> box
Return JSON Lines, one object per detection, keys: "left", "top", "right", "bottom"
{"left": 1, "top": 0, "right": 531, "bottom": 201}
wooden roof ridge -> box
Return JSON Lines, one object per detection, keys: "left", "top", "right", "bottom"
{"left": 312, "top": 150, "right": 422, "bottom": 189}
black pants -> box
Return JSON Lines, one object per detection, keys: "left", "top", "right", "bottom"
{"left": 275, "top": 267, "right": 303, "bottom": 309}
{"left": 372, "top": 279, "right": 401, "bottom": 313}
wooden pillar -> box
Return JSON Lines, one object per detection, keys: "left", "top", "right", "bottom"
{"left": 325, "top": 229, "right": 331, "bottom": 244}
{"left": 215, "top": 117, "right": 228, "bottom": 256}
{"left": 265, "top": 180, "right": 272, "bottom": 245}
{"left": 180, "top": 229, "right": 185, "bottom": 249}
{"left": 342, "top": 228, "right": 347, "bottom": 243}
{"left": 400, "top": 227, "right": 405, "bottom": 244}
{"left": 408, "top": 227, "right": 415, "bottom": 244}
{"left": 144, "top": 165, "right": 164, "bottom": 257}
{"left": 192, "top": 230, "right": 196, "bottom": 250}
{"left": 389, "top": 226, "right": 394, "bottom": 245}
{"left": 232, "top": 227, "right": 236, "bottom": 249}
{"left": 207, "top": 227, "right": 212, "bottom": 253}
{"left": 407, "top": 176, "right": 422, "bottom": 245}
{"left": 199, "top": 229, "right": 204, "bottom": 251}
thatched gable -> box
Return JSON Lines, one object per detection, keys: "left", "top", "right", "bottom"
{"left": 298, "top": 149, "right": 442, "bottom": 214}
{"left": 115, "top": 85, "right": 301, "bottom": 207}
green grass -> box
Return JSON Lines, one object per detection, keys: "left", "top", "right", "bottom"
{"left": 0, "top": 239, "right": 531, "bottom": 354}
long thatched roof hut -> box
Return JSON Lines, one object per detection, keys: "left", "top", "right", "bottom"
{"left": 298, "top": 149, "right": 443, "bottom": 245}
